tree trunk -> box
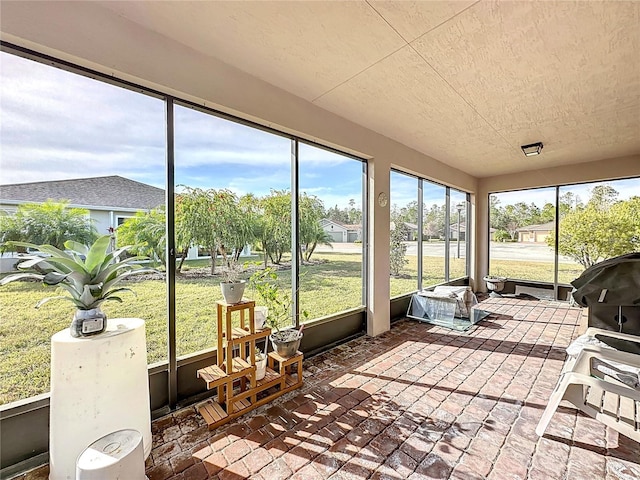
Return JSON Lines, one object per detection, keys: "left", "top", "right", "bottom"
{"left": 210, "top": 248, "right": 217, "bottom": 275}
{"left": 306, "top": 242, "right": 317, "bottom": 261}
{"left": 176, "top": 248, "right": 189, "bottom": 273}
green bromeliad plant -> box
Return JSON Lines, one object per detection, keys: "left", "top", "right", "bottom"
{"left": 0, "top": 235, "right": 156, "bottom": 337}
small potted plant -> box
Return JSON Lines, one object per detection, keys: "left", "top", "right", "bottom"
{"left": 0, "top": 235, "right": 155, "bottom": 337}
{"left": 219, "top": 259, "right": 246, "bottom": 304}
{"left": 249, "top": 347, "right": 268, "bottom": 380}
{"left": 249, "top": 267, "right": 307, "bottom": 358}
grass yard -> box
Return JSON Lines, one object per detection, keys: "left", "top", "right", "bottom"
{"left": 0, "top": 252, "right": 367, "bottom": 404}
{"left": 491, "top": 259, "right": 584, "bottom": 285}
{"left": 390, "top": 256, "right": 468, "bottom": 297}
{"left": 0, "top": 250, "right": 584, "bottom": 405}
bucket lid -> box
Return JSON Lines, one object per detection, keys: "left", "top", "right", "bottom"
{"left": 76, "top": 429, "right": 142, "bottom": 470}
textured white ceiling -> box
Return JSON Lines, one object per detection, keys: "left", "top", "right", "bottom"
{"left": 99, "top": 0, "right": 639, "bottom": 177}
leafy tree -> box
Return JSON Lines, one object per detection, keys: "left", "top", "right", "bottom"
{"left": 489, "top": 195, "right": 501, "bottom": 228}
{"left": 552, "top": 203, "right": 613, "bottom": 268}
{"left": 490, "top": 200, "right": 543, "bottom": 240}
{"left": 396, "top": 200, "right": 419, "bottom": 225}
{"left": 325, "top": 200, "right": 362, "bottom": 226}
{"left": 347, "top": 198, "right": 362, "bottom": 225}
{"left": 174, "top": 193, "right": 195, "bottom": 272}
{"left": 559, "top": 191, "right": 583, "bottom": 217}
{"left": 493, "top": 229, "right": 511, "bottom": 242}
{"left": 538, "top": 202, "right": 556, "bottom": 224}
{"left": 178, "top": 187, "right": 250, "bottom": 274}
{"left": 260, "top": 190, "right": 291, "bottom": 266}
{"left": 0, "top": 200, "right": 96, "bottom": 251}
{"left": 389, "top": 213, "right": 409, "bottom": 276}
{"left": 589, "top": 185, "right": 618, "bottom": 209}
{"left": 116, "top": 209, "right": 166, "bottom": 266}
{"left": 607, "top": 196, "right": 640, "bottom": 256}
{"left": 423, "top": 204, "right": 445, "bottom": 240}
{"left": 548, "top": 186, "right": 639, "bottom": 269}
{"left": 239, "top": 192, "right": 263, "bottom": 257}
{"left": 299, "top": 193, "right": 332, "bottom": 262}
{"left": 326, "top": 204, "right": 349, "bottom": 224}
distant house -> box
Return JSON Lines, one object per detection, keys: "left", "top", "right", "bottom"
{"left": 449, "top": 222, "right": 466, "bottom": 241}
{"left": 516, "top": 221, "right": 555, "bottom": 243}
{"left": 0, "top": 175, "right": 165, "bottom": 236}
{"left": 389, "top": 221, "right": 418, "bottom": 241}
{"left": 404, "top": 222, "right": 419, "bottom": 241}
{"left": 320, "top": 219, "right": 362, "bottom": 243}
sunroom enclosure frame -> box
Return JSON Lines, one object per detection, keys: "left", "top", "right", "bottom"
{"left": 1, "top": 10, "right": 639, "bottom": 476}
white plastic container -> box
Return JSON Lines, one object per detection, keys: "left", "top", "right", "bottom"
{"left": 76, "top": 429, "right": 146, "bottom": 480}
{"left": 254, "top": 306, "right": 268, "bottom": 329}
{"left": 49, "top": 318, "right": 151, "bottom": 480}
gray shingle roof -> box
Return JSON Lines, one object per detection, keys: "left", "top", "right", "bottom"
{"left": 0, "top": 176, "right": 165, "bottom": 210}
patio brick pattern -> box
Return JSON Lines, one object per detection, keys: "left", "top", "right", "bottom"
{"left": 16, "top": 297, "right": 640, "bottom": 479}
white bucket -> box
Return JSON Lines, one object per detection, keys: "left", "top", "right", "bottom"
{"left": 254, "top": 306, "right": 268, "bottom": 329}
{"left": 76, "top": 429, "right": 146, "bottom": 480}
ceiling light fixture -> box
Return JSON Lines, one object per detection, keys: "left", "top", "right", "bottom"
{"left": 521, "top": 142, "right": 544, "bottom": 156}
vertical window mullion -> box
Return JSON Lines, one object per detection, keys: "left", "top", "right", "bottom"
{"left": 417, "top": 179, "right": 423, "bottom": 291}
{"left": 554, "top": 186, "right": 560, "bottom": 300}
{"left": 444, "top": 188, "right": 451, "bottom": 282}
{"left": 465, "top": 194, "right": 471, "bottom": 277}
{"left": 165, "top": 97, "right": 177, "bottom": 409}
{"left": 291, "top": 140, "right": 300, "bottom": 327}
{"left": 362, "top": 161, "right": 369, "bottom": 308}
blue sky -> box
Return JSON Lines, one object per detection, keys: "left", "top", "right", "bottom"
{"left": 491, "top": 178, "right": 639, "bottom": 207}
{"left": 391, "top": 171, "right": 467, "bottom": 211}
{"left": 1, "top": 51, "right": 636, "bottom": 211}
{"left": 0, "top": 51, "right": 364, "bottom": 210}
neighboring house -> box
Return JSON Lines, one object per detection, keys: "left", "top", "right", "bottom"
{"left": 320, "top": 219, "right": 362, "bottom": 242}
{"left": 449, "top": 222, "right": 466, "bottom": 241}
{"left": 404, "top": 222, "right": 419, "bottom": 241}
{"left": 389, "top": 221, "right": 418, "bottom": 241}
{"left": 0, "top": 175, "right": 165, "bottom": 236}
{"left": 516, "top": 221, "right": 555, "bottom": 243}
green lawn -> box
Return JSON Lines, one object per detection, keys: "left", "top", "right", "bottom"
{"left": 0, "top": 251, "right": 583, "bottom": 404}
{"left": 0, "top": 252, "right": 367, "bottom": 404}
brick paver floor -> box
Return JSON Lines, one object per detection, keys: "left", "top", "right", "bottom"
{"left": 17, "top": 297, "right": 640, "bottom": 479}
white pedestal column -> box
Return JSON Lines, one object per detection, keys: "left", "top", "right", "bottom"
{"left": 49, "top": 318, "right": 151, "bottom": 480}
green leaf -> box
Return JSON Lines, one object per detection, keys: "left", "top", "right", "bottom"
{"left": 30, "top": 257, "right": 88, "bottom": 275}
{"left": 35, "top": 296, "right": 74, "bottom": 308}
{"left": 79, "top": 285, "right": 97, "bottom": 307}
{"left": 42, "top": 272, "right": 69, "bottom": 286}
{"left": 83, "top": 235, "right": 111, "bottom": 273}
{"left": 30, "top": 244, "right": 75, "bottom": 260}
{"left": 0, "top": 272, "right": 45, "bottom": 285}
{"left": 64, "top": 240, "right": 90, "bottom": 256}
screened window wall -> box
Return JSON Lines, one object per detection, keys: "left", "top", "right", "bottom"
{"left": 422, "top": 182, "right": 447, "bottom": 286}
{"left": 390, "top": 169, "right": 471, "bottom": 298}
{"left": 173, "top": 104, "right": 293, "bottom": 357}
{"left": 298, "top": 142, "right": 366, "bottom": 320}
{"left": 489, "top": 188, "right": 556, "bottom": 284}
{"left": 489, "top": 177, "right": 639, "bottom": 288}
{"left": 557, "top": 178, "right": 640, "bottom": 284}
{"left": 0, "top": 50, "right": 167, "bottom": 405}
{"left": 0, "top": 47, "right": 367, "bottom": 407}
{"left": 449, "top": 189, "right": 468, "bottom": 280}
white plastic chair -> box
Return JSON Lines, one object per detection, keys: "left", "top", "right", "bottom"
{"left": 536, "top": 328, "right": 640, "bottom": 441}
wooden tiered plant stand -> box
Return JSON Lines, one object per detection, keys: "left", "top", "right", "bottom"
{"left": 196, "top": 299, "right": 303, "bottom": 430}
